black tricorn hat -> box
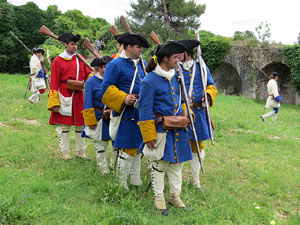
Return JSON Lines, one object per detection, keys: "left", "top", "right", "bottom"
{"left": 58, "top": 33, "right": 81, "bottom": 43}
{"left": 177, "top": 40, "right": 200, "bottom": 51}
{"left": 116, "top": 33, "right": 150, "bottom": 48}
{"left": 153, "top": 41, "right": 187, "bottom": 57}
{"left": 271, "top": 72, "right": 279, "bottom": 77}
{"left": 32, "top": 47, "right": 45, "bottom": 55}
{"left": 91, "top": 56, "right": 113, "bottom": 67}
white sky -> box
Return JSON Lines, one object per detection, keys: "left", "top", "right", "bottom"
{"left": 8, "top": 0, "right": 300, "bottom": 44}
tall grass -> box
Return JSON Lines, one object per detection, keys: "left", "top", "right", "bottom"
{"left": 0, "top": 73, "right": 299, "bottom": 225}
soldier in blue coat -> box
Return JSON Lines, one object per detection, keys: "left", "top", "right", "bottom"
{"left": 178, "top": 40, "right": 218, "bottom": 192}
{"left": 81, "top": 56, "right": 114, "bottom": 174}
{"left": 139, "top": 41, "right": 193, "bottom": 216}
{"left": 101, "top": 33, "right": 150, "bottom": 189}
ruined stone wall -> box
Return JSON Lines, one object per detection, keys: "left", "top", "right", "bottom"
{"left": 212, "top": 46, "right": 300, "bottom": 105}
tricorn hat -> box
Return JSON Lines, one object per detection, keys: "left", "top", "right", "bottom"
{"left": 32, "top": 47, "right": 45, "bottom": 55}
{"left": 116, "top": 33, "right": 150, "bottom": 48}
{"left": 91, "top": 56, "right": 113, "bottom": 67}
{"left": 58, "top": 33, "right": 81, "bottom": 43}
{"left": 177, "top": 39, "right": 200, "bottom": 51}
{"left": 153, "top": 41, "right": 187, "bottom": 57}
{"left": 271, "top": 72, "right": 279, "bottom": 77}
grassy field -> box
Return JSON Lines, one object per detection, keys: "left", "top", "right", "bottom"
{"left": 0, "top": 73, "right": 300, "bottom": 225}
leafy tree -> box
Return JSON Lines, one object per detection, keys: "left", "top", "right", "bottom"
{"left": 255, "top": 21, "right": 271, "bottom": 45}
{"left": 233, "top": 30, "right": 255, "bottom": 41}
{"left": 43, "top": 5, "right": 62, "bottom": 32}
{"left": 281, "top": 46, "right": 300, "bottom": 95}
{"left": 127, "top": 0, "right": 206, "bottom": 42}
{"left": 0, "top": 0, "right": 19, "bottom": 73}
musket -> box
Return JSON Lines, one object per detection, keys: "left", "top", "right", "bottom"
{"left": 82, "top": 37, "right": 101, "bottom": 58}
{"left": 10, "top": 31, "right": 34, "bottom": 98}
{"left": 252, "top": 63, "right": 270, "bottom": 80}
{"left": 39, "top": 25, "right": 93, "bottom": 71}
{"left": 195, "top": 32, "right": 214, "bottom": 146}
{"left": 148, "top": 31, "right": 205, "bottom": 174}
{"left": 119, "top": 15, "right": 147, "bottom": 75}
{"left": 109, "top": 25, "right": 120, "bottom": 52}
{"left": 10, "top": 31, "right": 33, "bottom": 55}
{"left": 46, "top": 47, "right": 52, "bottom": 68}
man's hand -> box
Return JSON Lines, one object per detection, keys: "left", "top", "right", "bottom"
{"left": 146, "top": 140, "right": 155, "bottom": 149}
{"left": 124, "top": 94, "right": 137, "bottom": 106}
{"left": 201, "top": 94, "right": 212, "bottom": 105}
{"left": 89, "top": 125, "right": 97, "bottom": 130}
{"left": 52, "top": 106, "right": 60, "bottom": 112}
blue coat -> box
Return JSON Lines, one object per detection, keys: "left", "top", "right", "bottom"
{"left": 138, "top": 71, "right": 193, "bottom": 163}
{"left": 81, "top": 75, "right": 110, "bottom": 140}
{"left": 182, "top": 62, "right": 217, "bottom": 141}
{"left": 101, "top": 57, "right": 146, "bottom": 149}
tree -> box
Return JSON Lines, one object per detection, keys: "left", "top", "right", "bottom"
{"left": 127, "top": 0, "right": 206, "bottom": 42}
{"left": 43, "top": 5, "right": 62, "bottom": 32}
{"left": 255, "top": 21, "right": 271, "bottom": 45}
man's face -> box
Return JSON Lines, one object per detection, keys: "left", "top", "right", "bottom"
{"left": 35, "top": 52, "right": 42, "bottom": 58}
{"left": 178, "top": 52, "right": 185, "bottom": 62}
{"left": 165, "top": 54, "right": 179, "bottom": 70}
{"left": 127, "top": 44, "right": 143, "bottom": 59}
{"left": 98, "top": 64, "right": 107, "bottom": 76}
{"left": 65, "top": 41, "right": 78, "bottom": 55}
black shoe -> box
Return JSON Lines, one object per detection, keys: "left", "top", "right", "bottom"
{"left": 158, "top": 209, "right": 168, "bottom": 216}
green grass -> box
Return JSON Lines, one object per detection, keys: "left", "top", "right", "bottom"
{"left": 0, "top": 73, "right": 300, "bottom": 225}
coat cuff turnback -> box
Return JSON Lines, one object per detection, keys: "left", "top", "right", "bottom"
{"left": 81, "top": 108, "right": 97, "bottom": 126}
{"left": 206, "top": 85, "right": 218, "bottom": 106}
{"left": 138, "top": 119, "right": 157, "bottom": 143}
{"left": 47, "top": 89, "right": 60, "bottom": 111}
{"left": 102, "top": 85, "right": 127, "bottom": 113}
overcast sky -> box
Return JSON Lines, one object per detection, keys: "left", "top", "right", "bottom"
{"left": 8, "top": 0, "right": 300, "bottom": 44}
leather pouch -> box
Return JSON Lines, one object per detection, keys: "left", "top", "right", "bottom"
{"left": 67, "top": 80, "right": 84, "bottom": 90}
{"left": 162, "top": 116, "right": 188, "bottom": 130}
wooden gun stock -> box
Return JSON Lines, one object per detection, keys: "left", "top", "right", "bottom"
{"left": 39, "top": 25, "right": 92, "bottom": 70}
{"left": 109, "top": 25, "right": 119, "bottom": 37}
{"left": 40, "top": 25, "right": 59, "bottom": 40}
{"left": 120, "top": 15, "right": 132, "bottom": 33}
{"left": 82, "top": 38, "right": 101, "bottom": 58}
{"left": 149, "top": 31, "right": 160, "bottom": 45}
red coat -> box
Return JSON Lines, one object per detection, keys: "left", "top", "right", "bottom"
{"left": 49, "top": 54, "right": 91, "bottom": 126}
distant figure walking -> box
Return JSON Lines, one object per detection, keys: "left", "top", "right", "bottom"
{"left": 95, "top": 38, "right": 100, "bottom": 53}
{"left": 100, "top": 38, "right": 105, "bottom": 51}
{"left": 260, "top": 72, "right": 282, "bottom": 122}
{"left": 298, "top": 33, "right": 300, "bottom": 44}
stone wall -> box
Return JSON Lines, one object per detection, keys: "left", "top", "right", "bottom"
{"left": 212, "top": 46, "right": 300, "bottom": 105}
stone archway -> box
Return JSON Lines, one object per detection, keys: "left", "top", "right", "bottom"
{"left": 213, "top": 62, "right": 242, "bottom": 95}
{"left": 255, "top": 62, "right": 294, "bottom": 103}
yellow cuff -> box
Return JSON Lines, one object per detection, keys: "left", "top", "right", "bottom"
{"left": 81, "top": 108, "right": 97, "bottom": 126}
{"left": 87, "top": 73, "right": 93, "bottom": 80}
{"left": 138, "top": 120, "right": 157, "bottom": 143}
{"left": 207, "top": 85, "right": 218, "bottom": 106}
{"left": 102, "top": 85, "right": 127, "bottom": 113}
{"left": 47, "top": 89, "right": 60, "bottom": 111}
{"left": 182, "top": 103, "right": 195, "bottom": 121}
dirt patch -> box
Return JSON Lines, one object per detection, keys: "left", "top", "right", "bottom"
{"left": 268, "top": 135, "right": 280, "bottom": 139}
{"left": 0, "top": 121, "right": 10, "bottom": 127}
{"left": 12, "top": 118, "right": 41, "bottom": 126}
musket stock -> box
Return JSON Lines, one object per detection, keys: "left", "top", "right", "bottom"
{"left": 109, "top": 25, "right": 119, "bottom": 36}
{"left": 120, "top": 15, "right": 132, "bottom": 33}
{"left": 39, "top": 25, "right": 93, "bottom": 70}
{"left": 195, "top": 32, "right": 214, "bottom": 146}
{"left": 119, "top": 16, "right": 147, "bottom": 75}
{"left": 82, "top": 38, "right": 101, "bottom": 58}
{"left": 148, "top": 31, "right": 205, "bottom": 174}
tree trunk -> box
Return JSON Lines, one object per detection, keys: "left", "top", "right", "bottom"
{"left": 162, "top": 0, "right": 171, "bottom": 31}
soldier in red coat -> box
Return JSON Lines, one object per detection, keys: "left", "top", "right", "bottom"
{"left": 47, "top": 33, "right": 92, "bottom": 160}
